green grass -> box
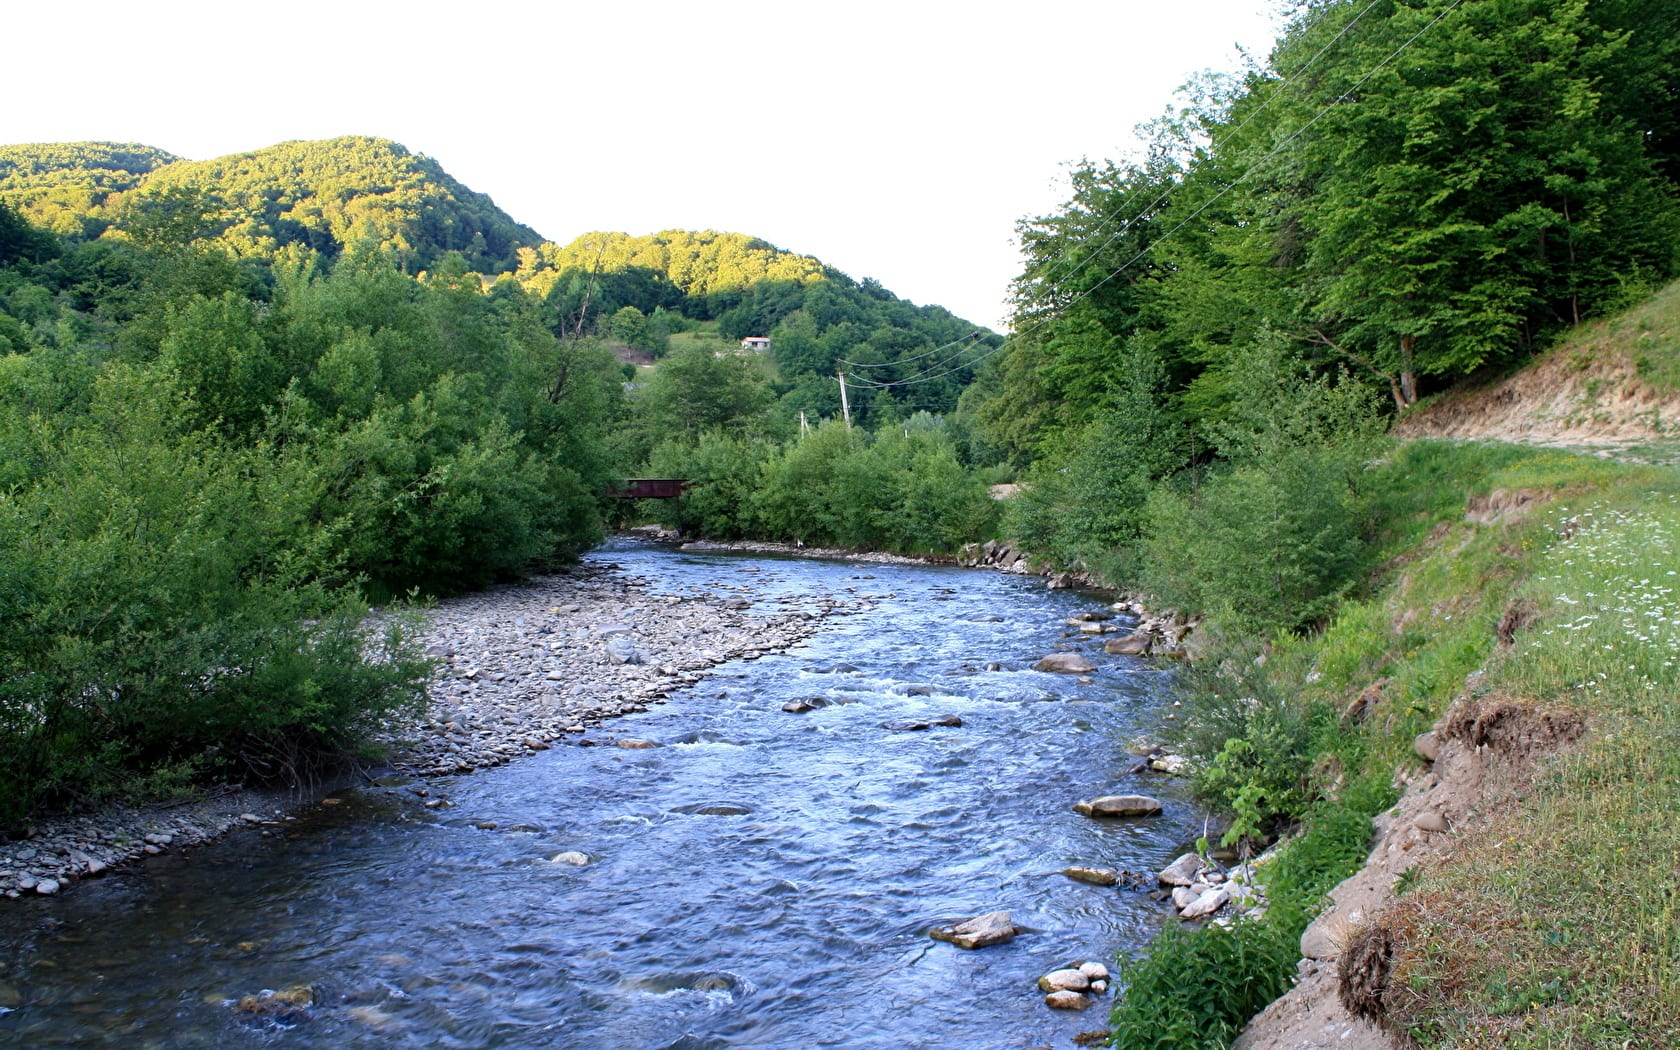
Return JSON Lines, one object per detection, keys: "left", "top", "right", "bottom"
{"left": 665, "top": 322, "right": 728, "bottom": 355}
{"left": 1379, "top": 481, "right": 1680, "bottom": 1046}
{"left": 1108, "top": 439, "right": 1680, "bottom": 1048}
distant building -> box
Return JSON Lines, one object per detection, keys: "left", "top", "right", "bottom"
{"left": 740, "top": 336, "right": 772, "bottom": 353}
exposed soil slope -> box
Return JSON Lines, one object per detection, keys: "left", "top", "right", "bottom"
{"left": 1395, "top": 284, "right": 1680, "bottom": 456}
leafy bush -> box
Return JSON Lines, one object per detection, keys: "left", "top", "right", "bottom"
{"left": 0, "top": 369, "right": 429, "bottom": 829}
{"left": 1109, "top": 918, "right": 1299, "bottom": 1048}
{"left": 1144, "top": 350, "right": 1385, "bottom": 634}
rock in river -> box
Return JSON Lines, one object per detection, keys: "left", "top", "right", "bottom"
{"left": 1157, "top": 852, "right": 1203, "bottom": 887}
{"left": 1044, "top": 990, "right": 1093, "bottom": 1010}
{"left": 929, "top": 910, "right": 1018, "bottom": 949}
{"left": 881, "top": 714, "right": 963, "bottom": 732}
{"left": 1037, "top": 968, "right": 1090, "bottom": 993}
{"left": 1034, "top": 652, "right": 1096, "bottom": 674}
{"left": 1061, "top": 866, "right": 1121, "bottom": 887}
{"left": 1073, "top": 794, "right": 1164, "bottom": 818}
{"left": 1104, "top": 632, "right": 1153, "bottom": 656}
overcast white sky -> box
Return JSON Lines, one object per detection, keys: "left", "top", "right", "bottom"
{"left": 5, "top": 1, "right": 1285, "bottom": 330}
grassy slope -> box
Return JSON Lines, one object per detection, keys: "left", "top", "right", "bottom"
{"left": 1112, "top": 285, "right": 1680, "bottom": 1046}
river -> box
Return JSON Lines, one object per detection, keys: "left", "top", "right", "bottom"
{"left": 0, "top": 539, "right": 1195, "bottom": 1049}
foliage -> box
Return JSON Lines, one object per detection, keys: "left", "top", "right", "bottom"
{"left": 1109, "top": 918, "right": 1299, "bottom": 1049}
{"left": 966, "top": 0, "right": 1680, "bottom": 464}
{"left": 0, "top": 201, "right": 625, "bottom": 825}
{"left": 0, "top": 365, "right": 430, "bottom": 829}
{"left": 1004, "top": 346, "right": 1186, "bottom": 578}
{"left": 1142, "top": 349, "right": 1386, "bottom": 634}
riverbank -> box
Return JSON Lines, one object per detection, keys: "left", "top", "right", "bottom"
{"left": 0, "top": 550, "right": 868, "bottom": 899}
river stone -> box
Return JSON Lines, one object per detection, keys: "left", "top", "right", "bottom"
{"left": 881, "top": 714, "right": 964, "bottom": 732}
{"left": 604, "top": 636, "right": 646, "bottom": 666}
{"left": 616, "top": 739, "right": 658, "bottom": 749}
{"left": 1037, "top": 968, "right": 1090, "bottom": 993}
{"left": 1171, "top": 886, "right": 1199, "bottom": 910}
{"left": 1035, "top": 653, "right": 1096, "bottom": 674}
{"left": 34, "top": 879, "right": 59, "bottom": 896}
{"left": 1158, "top": 852, "right": 1202, "bottom": 887}
{"left": 1148, "top": 752, "right": 1190, "bottom": 775}
{"left": 1104, "top": 632, "right": 1153, "bottom": 656}
{"left": 551, "top": 851, "right": 591, "bottom": 866}
{"left": 1061, "top": 866, "right": 1121, "bottom": 887}
{"left": 1074, "top": 794, "right": 1163, "bottom": 818}
{"left": 1180, "top": 885, "right": 1231, "bottom": 919}
{"left": 1078, "top": 961, "right": 1110, "bottom": 982}
{"left": 930, "top": 910, "right": 1017, "bottom": 949}
{"left": 1044, "top": 990, "right": 1093, "bottom": 1010}
{"left": 675, "top": 802, "right": 753, "bottom": 816}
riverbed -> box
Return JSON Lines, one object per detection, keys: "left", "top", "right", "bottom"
{"left": 0, "top": 538, "right": 1194, "bottom": 1048}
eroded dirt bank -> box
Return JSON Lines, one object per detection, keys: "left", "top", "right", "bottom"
{"left": 1234, "top": 691, "right": 1585, "bottom": 1049}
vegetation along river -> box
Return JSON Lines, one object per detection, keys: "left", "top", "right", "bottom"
{"left": 0, "top": 538, "right": 1196, "bottom": 1048}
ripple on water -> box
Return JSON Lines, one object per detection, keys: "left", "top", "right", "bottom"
{"left": 0, "top": 540, "right": 1192, "bottom": 1049}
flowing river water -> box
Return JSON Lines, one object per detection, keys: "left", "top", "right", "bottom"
{"left": 0, "top": 539, "right": 1197, "bottom": 1049}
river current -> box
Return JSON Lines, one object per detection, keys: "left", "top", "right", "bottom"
{"left": 0, "top": 539, "right": 1194, "bottom": 1048}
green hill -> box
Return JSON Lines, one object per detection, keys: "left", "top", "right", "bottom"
{"left": 0, "top": 137, "right": 1000, "bottom": 419}
{"left": 0, "top": 141, "right": 180, "bottom": 238}
{"left": 0, "top": 136, "right": 543, "bottom": 273}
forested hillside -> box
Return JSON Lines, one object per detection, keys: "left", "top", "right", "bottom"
{"left": 953, "top": 0, "right": 1680, "bottom": 605}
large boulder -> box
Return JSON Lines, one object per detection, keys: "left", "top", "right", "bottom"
{"left": 929, "top": 910, "right": 1017, "bottom": 949}
{"left": 1074, "top": 794, "right": 1164, "bottom": 818}
{"left": 1035, "top": 652, "right": 1096, "bottom": 674}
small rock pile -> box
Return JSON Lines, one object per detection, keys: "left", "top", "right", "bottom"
{"left": 1156, "top": 851, "right": 1268, "bottom": 922}
{"left": 1039, "top": 961, "right": 1112, "bottom": 1011}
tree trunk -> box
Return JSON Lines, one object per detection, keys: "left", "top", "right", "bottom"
{"left": 1398, "top": 336, "right": 1419, "bottom": 407}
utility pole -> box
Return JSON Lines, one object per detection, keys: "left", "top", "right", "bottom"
{"left": 799, "top": 410, "right": 810, "bottom": 437}
{"left": 837, "top": 370, "right": 851, "bottom": 429}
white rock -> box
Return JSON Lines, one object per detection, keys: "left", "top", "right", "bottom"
{"left": 550, "top": 851, "right": 591, "bottom": 866}
{"left": 1037, "top": 969, "right": 1090, "bottom": 993}
{"left": 1074, "top": 794, "right": 1163, "bottom": 818}
{"left": 1180, "top": 886, "right": 1232, "bottom": 919}
{"left": 1078, "top": 962, "right": 1110, "bottom": 982}
{"left": 1158, "top": 852, "right": 1202, "bottom": 887}
{"left": 930, "top": 910, "right": 1017, "bottom": 949}
{"left": 1044, "top": 990, "right": 1093, "bottom": 1010}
